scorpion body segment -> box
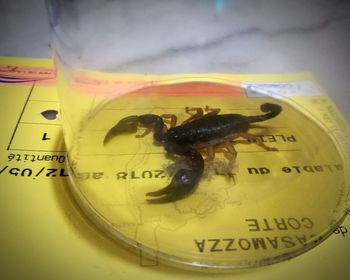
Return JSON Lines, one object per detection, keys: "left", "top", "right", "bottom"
{"left": 104, "top": 103, "right": 282, "bottom": 203}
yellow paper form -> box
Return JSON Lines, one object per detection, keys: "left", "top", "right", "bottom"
{"left": 0, "top": 56, "right": 349, "bottom": 279}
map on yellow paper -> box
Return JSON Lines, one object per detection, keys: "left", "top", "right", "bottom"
{"left": 0, "top": 56, "right": 349, "bottom": 279}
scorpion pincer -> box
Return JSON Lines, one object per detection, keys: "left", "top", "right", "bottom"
{"left": 104, "top": 103, "right": 282, "bottom": 204}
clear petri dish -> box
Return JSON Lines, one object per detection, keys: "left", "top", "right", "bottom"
{"left": 67, "top": 81, "right": 349, "bottom": 271}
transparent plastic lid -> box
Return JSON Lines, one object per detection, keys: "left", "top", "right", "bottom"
{"left": 67, "top": 81, "right": 349, "bottom": 271}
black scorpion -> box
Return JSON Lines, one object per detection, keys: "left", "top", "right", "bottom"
{"left": 104, "top": 103, "right": 282, "bottom": 203}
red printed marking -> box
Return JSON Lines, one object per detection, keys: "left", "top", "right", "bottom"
{"left": 0, "top": 64, "right": 56, "bottom": 85}
{"left": 73, "top": 79, "right": 245, "bottom": 97}
{"left": 128, "top": 82, "right": 244, "bottom": 97}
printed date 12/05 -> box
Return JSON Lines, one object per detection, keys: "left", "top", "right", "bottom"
{"left": 0, "top": 165, "right": 68, "bottom": 178}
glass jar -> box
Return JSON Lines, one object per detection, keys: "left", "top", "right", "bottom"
{"left": 46, "top": 0, "right": 350, "bottom": 271}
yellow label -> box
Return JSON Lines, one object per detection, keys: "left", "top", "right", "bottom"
{"left": 0, "top": 56, "right": 349, "bottom": 279}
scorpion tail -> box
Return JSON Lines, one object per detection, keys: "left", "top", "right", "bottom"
{"left": 146, "top": 146, "right": 204, "bottom": 204}
{"left": 103, "top": 114, "right": 165, "bottom": 145}
{"left": 248, "top": 103, "right": 282, "bottom": 123}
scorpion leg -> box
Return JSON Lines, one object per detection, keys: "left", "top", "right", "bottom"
{"left": 198, "top": 136, "right": 238, "bottom": 176}
{"left": 222, "top": 140, "right": 238, "bottom": 175}
{"left": 205, "top": 145, "right": 215, "bottom": 161}
{"left": 182, "top": 106, "right": 220, "bottom": 124}
{"left": 146, "top": 144, "right": 204, "bottom": 203}
{"left": 182, "top": 107, "right": 204, "bottom": 124}
{"left": 239, "top": 132, "right": 278, "bottom": 151}
{"left": 195, "top": 133, "right": 238, "bottom": 162}
{"left": 224, "top": 139, "right": 238, "bottom": 161}
{"left": 161, "top": 114, "right": 177, "bottom": 128}
{"left": 204, "top": 105, "right": 220, "bottom": 116}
